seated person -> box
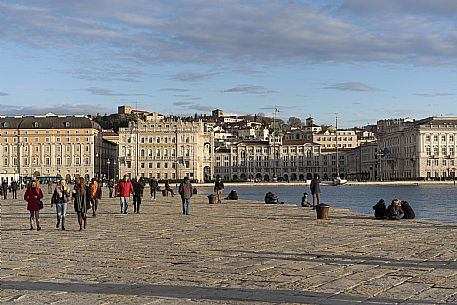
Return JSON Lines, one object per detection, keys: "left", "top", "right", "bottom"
{"left": 387, "top": 199, "right": 404, "bottom": 220}
{"left": 301, "top": 192, "right": 310, "bottom": 207}
{"left": 401, "top": 200, "right": 415, "bottom": 219}
{"left": 372, "top": 199, "right": 387, "bottom": 219}
{"left": 264, "top": 192, "right": 279, "bottom": 204}
{"left": 226, "top": 190, "right": 238, "bottom": 200}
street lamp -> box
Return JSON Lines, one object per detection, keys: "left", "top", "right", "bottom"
{"left": 107, "top": 159, "right": 111, "bottom": 180}
{"left": 95, "top": 152, "right": 101, "bottom": 179}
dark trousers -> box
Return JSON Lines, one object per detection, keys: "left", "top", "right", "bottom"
{"left": 91, "top": 198, "right": 99, "bottom": 217}
{"left": 12, "top": 190, "right": 17, "bottom": 199}
{"left": 109, "top": 187, "right": 114, "bottom": 198}
{"left": 77, "top": 211, "right": 87, "bottom": 230}
{"left": 133, "top": 196, "right": 142, "bottom": 213}
{"left": 312, "top": 193, "right": 320, "bottom": 207}
{"left": 150, "top": 188, "right": 156, "bottom": 199}
{"left": 3, "top": 190, "right": 7, "bottom": 200}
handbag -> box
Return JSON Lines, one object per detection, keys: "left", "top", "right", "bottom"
{"left": 38, "top": 200, "right": 44, "bottom": 210}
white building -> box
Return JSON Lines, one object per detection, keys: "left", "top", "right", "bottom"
{"left": 118, "top": 116, "right": 214, "bottom": 182}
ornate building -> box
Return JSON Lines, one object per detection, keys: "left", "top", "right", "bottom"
{"left": 118, "top": 115, "right": 214, "bottom": 181}
{"left": 0, "top": 114, "right": 103, "bottom": 182}
{"left": 377, "top": 117, "right": 457, "bottom": 179}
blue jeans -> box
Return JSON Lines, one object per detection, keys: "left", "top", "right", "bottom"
{"left": 182, "top": 198, "right": 190, "bottom": 215}
{"left": 120, "top": 197, "right": 129, "bottom": 213}
{"left": 55, "top": 200, "right": 67, "bottom": 221}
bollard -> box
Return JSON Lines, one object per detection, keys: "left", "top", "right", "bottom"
{"left": 316, "top": 203, "right": 330, "bottom": 220}
{"left": 208, "top": 194, "right": 216, "bottom": 204}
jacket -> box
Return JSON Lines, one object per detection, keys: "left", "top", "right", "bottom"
{"left": 310, "top": 178, "right": 321, "bottom": 194}
{"left": 149, "top": 179, "right": 158, "bottom": 189}
{"left": 179, "top": 182, "right": 193, "bottom": 199}
{"left": 214, "top": 181, "right": 224, "bottom": 191}
{"left": 133, "top": 180, "right": 145, "bottom": 197}
{"left": 24, "top": 187, "right": 43, "bottom": 211}
{"left": 401, "top": 201, "right": 415, "bottom": 219}
{"left": 116, "top": 180, "right": 134, "bottom": 198}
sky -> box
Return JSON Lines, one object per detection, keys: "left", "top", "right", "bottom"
{"left": 1, "top": 0, "right": 457, "bottom": 128}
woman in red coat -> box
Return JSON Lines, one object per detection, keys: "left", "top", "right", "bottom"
{"left": 24, "top": 180, "right": 44, "bottom": 231}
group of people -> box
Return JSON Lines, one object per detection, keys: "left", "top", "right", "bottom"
{"left": 373, "top": 199, "right": 415, "bottom": 220}
{"left": 1, "top": 179, "right": 19, "bottom": 200}
{"left": 24, "top": 177, "right": 102, "bottom": 231}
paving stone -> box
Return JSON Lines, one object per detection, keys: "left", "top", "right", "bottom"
{"left": 1, "top": 190, "right": 457, "bottom": 304}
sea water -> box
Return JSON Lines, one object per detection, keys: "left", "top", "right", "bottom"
{"left": 201, "top": 185, "right": 457, "bottom": 223}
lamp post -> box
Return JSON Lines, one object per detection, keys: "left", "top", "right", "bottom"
{"left": 107, "top": 159, "right": 111, "bottom": 180}
{"left": 113, "top": 160, "right": 117, "bottom": 181}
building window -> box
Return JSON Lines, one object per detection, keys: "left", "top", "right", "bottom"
{"left": 66, "top": 157, "right": 71, "bottom": 165}
{"left": 57, "top": 157, "right": 61, "bottom": 165}
{"left": 76, "top": 157, "right": 80, "bottom": 165}
{"left": 46, "top": 157, "right": 50, "bottom": 166}
{"left": 157, "top": 162, "right": 161, "bottom": 168}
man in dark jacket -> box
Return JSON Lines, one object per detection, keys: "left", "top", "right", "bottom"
{"left": 11, "top": 179, "right": 18, "bottom": 199}
{"left": 149, "top": 177, "right": 158, "bottom": 200}
{"left": 1, "top": 179, "right": 8, "bottom": 200}
{"left": 178, "top": 177, "right": 193, "bottom": 215}
{"left": 401, "top": 200, "right": 415, "bottom": 219}
{"left": 132, "top": 176, "right": 145, "bottom": 213}
{"left": 214, "top": 177, "right": 224, "bottom": 204}
{"left": 309, "top": 174, "right": 321, "bottom": 209}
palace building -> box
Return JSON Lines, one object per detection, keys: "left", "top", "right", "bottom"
{"left": 0, "top": 113, "right": 103, "bottom": 182}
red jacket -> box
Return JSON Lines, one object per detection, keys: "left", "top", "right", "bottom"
{"left": 24, "top": 187, "right": 43, "bottom": 211}
{"left": 116, "top": 180, "right": 134, "bottom": 198}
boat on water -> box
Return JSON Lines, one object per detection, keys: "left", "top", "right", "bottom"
{"left": 333, "top": 177, "right": 348, "bottom": 185}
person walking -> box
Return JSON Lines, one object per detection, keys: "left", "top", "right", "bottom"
{"left": 116, "top": 175, "right": 135, "bottom": 214}
{"left": 11, "top": 179, "right": 18, "bottom": 199}
{"left": 310, "top": 174, "right": 321, "bottom": 210}
{"left": 214, "top": 177, "right": 224, "bottom": 204}
{"left": 24, "top": 180, "right": 44, "bottom": 231}
{"left": 108, "top": 179, "right": 115, "bottom": 198}
{"left": 51, "top": 179, "right": 71, "bottom": 230}
{"left": 149, "top": 177, "right": 158, "bottom": 200}
{"left": 165, "top": 180, "right": 175, "bottom": 197}
{"left": 2, "top": 179, "right": 8, "bottom": 200}
{"left": 132, "top": 176, "right": 145, "bottom": 213}
{"left": 89, "top": 178, "right": 100, "bottom": 217}
{"left": 178, "top": 177, "right": 193, "bottom": 215}
{"left": 73, "top": 177, "right": 89, "bottom": 231}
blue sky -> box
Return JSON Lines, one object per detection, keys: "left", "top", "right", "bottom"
{"left": 1, "top": 0, "right": 457, "bottom": 127}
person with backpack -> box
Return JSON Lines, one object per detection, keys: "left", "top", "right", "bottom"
{"left": 24, "top": 180, "right": 44, "bottom": 231}
{"left": 149, "top": 177, "right": 158, "bottom": 200}
{"left": 178, "top": 177, "right": 193, "bottom": 215}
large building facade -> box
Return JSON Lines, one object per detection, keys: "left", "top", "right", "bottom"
{"left": 214, "top": 138, "right": 347, "bottom": 181}
{"left": 118, "top": 116, "right": 214, "bottom": 181}
{"left": 0, "top": 114, "right": 103, "bottom": 182}
{"left": 377, "top": 117, "right": 457, "bottom": 179}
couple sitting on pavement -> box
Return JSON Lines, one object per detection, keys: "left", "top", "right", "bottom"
{"left": 373, "top": 199, "right": 415, "bottom": 220}
{"left": 264, "top": 192, "right": 279, "bottom": 204}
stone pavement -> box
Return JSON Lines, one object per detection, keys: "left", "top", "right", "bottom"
{"left": 1, "top": 188, "right": 457, "bottom": 305}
